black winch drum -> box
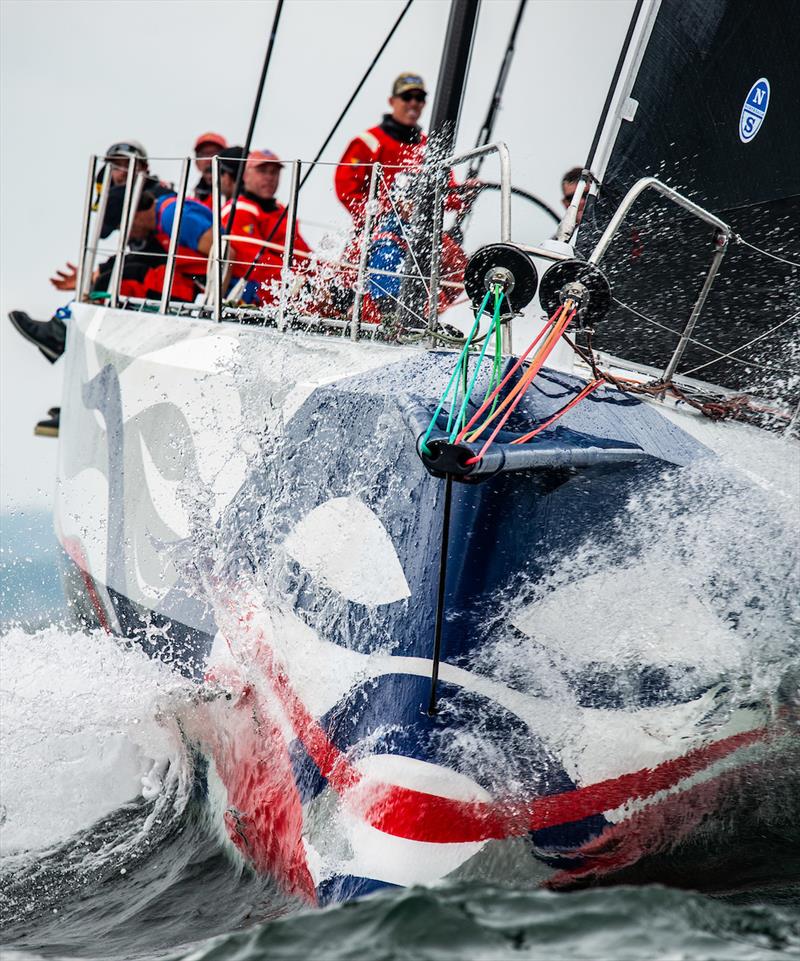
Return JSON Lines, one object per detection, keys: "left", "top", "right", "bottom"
{"left": 538, "top": 258, "right": 612, "bottom": 325}
{"left": 464, "top": 243, "right": 538, "bottom": 315}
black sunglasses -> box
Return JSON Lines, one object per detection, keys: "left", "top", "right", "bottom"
{"left": 399, "top": 90, "right": 426, "bottom": 103}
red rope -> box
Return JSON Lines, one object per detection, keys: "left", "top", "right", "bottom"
{"left": 463, "top": 304, "right": 577, "bottom": 466}
{"left": 510, "top": 378, "right": 604, "bottom": 445}
{"left": 454, "top": 303, "right": 565, "bottom": 445}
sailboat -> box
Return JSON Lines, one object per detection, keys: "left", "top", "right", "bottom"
{"left": 53, "top": 0, "right": 798, "bottom": 904}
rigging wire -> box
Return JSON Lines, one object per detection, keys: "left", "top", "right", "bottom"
{"left": 679, "top": 309, "right": 800, "bottom": 378}
{"left": 734, "top": 236, "right": 800, "bottom": 271}
{"left": 611, "top": 297, "right": 798, "bottom": 375}
{"left": 233, "top": 0, "right": 415, "bottom": 291}
{"left": 225, "top": 0, "right": 286, "bottom": 236}
{"left": 380, "top": 170, "right": 431, "bottom": 299}
{"left": 362, "top": 281, "right": 431, "bottom": 330}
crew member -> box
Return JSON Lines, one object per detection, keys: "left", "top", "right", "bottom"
{"left": 221, "top": 149, "right": 311, "bottom": 305}
{"left": 8, "top": 138, "right": 164, "bottom": 435}
{"left": 98, "top": 140, "right": 150, "bottom": 187}
{"left": 122, "top": 190, "right": 214, "bottom": 301}
{"left": 561, "top": 166, "right": 590, "bottom": 225}
{"left": 335, "top": 73, "right": 473, "bottom": 225}
{"left": 218, "top": 146, "right": 245, "bottom": 201}
{"left": 8, "top": 190, "right": 212, "bottom": 370}
{"left": 192, "top": 132, "right": 228, "bottom": 207}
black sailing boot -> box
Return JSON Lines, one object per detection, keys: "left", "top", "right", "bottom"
{"left": 8, "top": 311, "right": 67, "bottom": 363}
{"left": 34, "top": 407, "right": 60, "bottom": 438}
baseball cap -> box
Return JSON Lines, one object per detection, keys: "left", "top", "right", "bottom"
{"left": 392, "top": 73, "right": 426, "bottom": 96}
{"left": 106, "top": 140, "right": 148, "bottom": 161}
{"left": 247, "top": 149, "right": 283, "bottom": 167}
{"left": 218, "top": 145, "right": 245, "bottom": 176}
{"left": 194, "top": 131, "right": 228, "bottom": 151}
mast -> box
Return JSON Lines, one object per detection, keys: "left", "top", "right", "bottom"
{"left": 428, "top": 0, "right": 482, "bottom": 153}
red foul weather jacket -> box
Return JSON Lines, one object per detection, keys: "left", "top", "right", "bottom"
{"left": 120, "top": 194, "right": 212, "bottom": 302}
{"left": 335, "top": 115, "right": 465, "bottom": 224}
{"left": 221, "top": 192, "right": 311, "bottom": 304}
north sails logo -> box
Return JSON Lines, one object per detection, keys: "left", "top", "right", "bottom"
{"left": 739, "top": 78, "right": 770, "bottom": 143}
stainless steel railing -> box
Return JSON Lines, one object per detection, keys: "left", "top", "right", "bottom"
{"left": 73, "top": 143, "right": 514, "bottom": 338}
{"left": 586, "top": 176, "right": 733, "bottom": 383}
{"left": 72, "top": 146, "right": 739, "bottom": 389}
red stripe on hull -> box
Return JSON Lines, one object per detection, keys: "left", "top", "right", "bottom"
{"left": 61, "top": 537, "right": 112, "bottom": 634}
{"left": 231, "top": 614, "right": 769, "bottom": 846}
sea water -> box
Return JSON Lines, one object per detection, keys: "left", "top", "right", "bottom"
{"left": 2, "top": 419, "right": 799, "bottom": 961}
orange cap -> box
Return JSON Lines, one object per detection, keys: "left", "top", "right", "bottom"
{"left": 194, "top": 131, "right": 227, "bottom": 151}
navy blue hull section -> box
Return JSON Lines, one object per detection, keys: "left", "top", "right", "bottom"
{"left": 62, "top": 347, "right": 718, "bottom": 898}
{"left": 223, "top": 355, "right": 706, "bottom": 679}
{"left": 107, "top": 586, "right": 214, "bottom": 680}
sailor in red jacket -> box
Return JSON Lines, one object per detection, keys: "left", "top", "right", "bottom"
{"left": 335, "top": 73, "right": 471, "bottom": 225}
{"left": 125, "top": 189, "right": 215, "bottom": 301}
{"left": 221, "top": 149, "right": 311, "bottom": 305}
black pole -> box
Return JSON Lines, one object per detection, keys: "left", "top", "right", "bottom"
{"left": 428, "top": 0, "right": 482, "bottom": 153}
{"left": 225, "top": 0, "right": 285, "bottom": 237}
{"left": 428, "top": 475, "right": 454, "bottom": 715}
{"left": 467, "top": 0, "right": 526, "bottom": 181}
{"left": 234, "top": 0, "right": 414, "bottom": 289}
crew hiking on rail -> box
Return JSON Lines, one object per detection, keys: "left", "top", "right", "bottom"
{"left": 8, "top": 73, "right": 496, "bottom": 435}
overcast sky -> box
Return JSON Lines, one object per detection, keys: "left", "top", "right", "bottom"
{"left": 0, "top": 0, "right": 634, "bottom": 512}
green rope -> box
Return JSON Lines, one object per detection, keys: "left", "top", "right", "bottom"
{"left": 446, "top": 323, "right": 475, "bottom": 435}
{"left": 447, "top": 286, "right": 503, "bottom": 443}
{"left": 488, "top": 295, "right": 505, "bottom": 414}
{"left": 419, "top": 289, "right": 492, "bottom": 456}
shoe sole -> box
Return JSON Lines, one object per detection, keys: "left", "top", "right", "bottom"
{"left": 34, "top": 425, "right": 59, "bottom": 438}
{"left": 8, "top": 312, "right": 61, "bottom": 362}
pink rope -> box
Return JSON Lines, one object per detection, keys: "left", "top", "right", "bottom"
{"left": 463, "top": 306, "right": 576, "bottom": 465}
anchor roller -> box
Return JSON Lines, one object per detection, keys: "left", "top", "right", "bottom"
{"left": 464, "top": 243, "right": 538, "bottom": 315}
{"left": 538, "top": 258, "right": 611, "bottom": 326}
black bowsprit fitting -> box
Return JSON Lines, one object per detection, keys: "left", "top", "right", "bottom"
{"left": 537, "top": 258, "right": 611, "bottom": 327}
{"left": 464, "top": 243, "right": 538, "bottom": 315}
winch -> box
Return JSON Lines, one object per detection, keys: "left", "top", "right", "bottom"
{"left": 463, "top": 243, "right": 538, "bottom": 315}
{"left": 537, "top": 258, "right": 611, "bottom": 327}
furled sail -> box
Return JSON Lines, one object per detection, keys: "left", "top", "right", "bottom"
{"left": 577, "top": 0, "right": 800, "bottom": 404}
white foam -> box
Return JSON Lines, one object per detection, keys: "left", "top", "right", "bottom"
{"left": 0, "top": 625, "right": 190, "bottom": 855}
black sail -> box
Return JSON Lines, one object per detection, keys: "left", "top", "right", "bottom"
{"left": 577, "top": 0, "right": 800, "bottom": 403}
